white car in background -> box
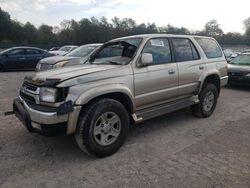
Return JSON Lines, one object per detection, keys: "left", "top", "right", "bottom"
{"left": 36, "top": 43, "right": 102, "bottom": 71}
{"left": 49, "top": 45, "right": 78, "bottom": 56}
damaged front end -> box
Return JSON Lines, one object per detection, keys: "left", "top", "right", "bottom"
{"left": 13, "top": 76, "right": 81, "bottom": 136}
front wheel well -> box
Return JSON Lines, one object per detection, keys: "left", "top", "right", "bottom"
{"left": 84, "top": 92, "right": 134, "bottom": 114}
{"left": 202, "top": 74, "right": 221, "bottom": 94}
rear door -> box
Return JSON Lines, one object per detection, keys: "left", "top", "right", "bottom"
{"left": 171, "top": 37, "right": 205, "bottom": 97}
{"left": 25, "top": 49, "right": 44, "bottom": 69}
{"left": 134, "top": 37, "right": 179, "bottom": 109}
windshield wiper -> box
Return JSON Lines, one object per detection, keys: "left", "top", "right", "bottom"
{"left": 89, "top": 60, "right": 123, "bottom": 65}
{"left": 104, "top": 60, "right": 122, "bottom": 65}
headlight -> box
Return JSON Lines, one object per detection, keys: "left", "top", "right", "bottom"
{"left": 246, "top": 73, "right": 250, "bottom": 77}
{"left": 36, "top": 63, "right": 41, "bottom": 71}
{"left": 53, "top": 61, "right": 68, "bottom": 68}
{"left": 40, "top": 87, "right": 57, "bottom": 103}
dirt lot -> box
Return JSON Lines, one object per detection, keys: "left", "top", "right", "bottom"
{"left": 0, "top": 71, "right": 250, "bottom": 188}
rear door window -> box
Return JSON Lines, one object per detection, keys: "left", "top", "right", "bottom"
{"left": 142, "top": 38, "right": 172, "bottom": 65}
{"left": 195, "top": 38, "right": 222, "bottom": 59}
{"left": 172, "top": 38, "right": 200, "bottom": 62}
{"left": 26, "top": 49, "right": 42, "bottom": 55}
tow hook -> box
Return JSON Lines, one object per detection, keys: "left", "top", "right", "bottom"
{"left": 4, "top": 111, "right": 14, "bottom": 116}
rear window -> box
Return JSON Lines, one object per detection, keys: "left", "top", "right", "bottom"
{"left": 195, "top": 38, "right": 222, "bottom": 59}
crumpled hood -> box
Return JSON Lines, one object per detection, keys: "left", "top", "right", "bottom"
{"left": 39, "top": 56, "right": 79, "bottom": 65}
{"left": 24, "top": 64, "right": 123, "bottom": 85}
{"left": 228, "top": 64, "right": 250, "bottom": 72}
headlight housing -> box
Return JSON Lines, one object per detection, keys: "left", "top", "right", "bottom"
{"left": 36, "top": 63, "right": 53, "bottom": 71}
{"left": 53, "top": 61, "right": 68, "bottom": 68}
{"left": 36, "top": 63, "right": 42, "bottom": 71}
{"left": 40, "top": 87, "right": 57, "bottom": 103}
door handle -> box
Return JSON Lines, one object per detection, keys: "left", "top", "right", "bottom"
{"left": 199, "top": 66, "right": 205, "bottom": 70}
{"left": 19, "top": 57, "right": 26, "bottom": 60}
{"left": 168, "top": 69, "right": 175, "bottom": 75}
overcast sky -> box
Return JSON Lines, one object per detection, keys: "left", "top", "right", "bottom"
{"left": 1, "top": 0, "right": 249, "bottom": 33}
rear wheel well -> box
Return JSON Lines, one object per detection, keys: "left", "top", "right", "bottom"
{"left": 202, "top": 74, "right": 220, "bottom": 94}
{"left": 85, "top": 92, "right": 134, "bottom": 114}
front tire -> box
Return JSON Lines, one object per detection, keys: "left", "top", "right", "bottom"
{"left": 75, "top": 98, "right": 129, "bottom": 158}
{"left": 191, "top": 83, "right": 218, "bottom": 118}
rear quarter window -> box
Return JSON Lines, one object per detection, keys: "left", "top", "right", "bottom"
{"left": 195, "top": 38, "right": 222, "bottom": 59}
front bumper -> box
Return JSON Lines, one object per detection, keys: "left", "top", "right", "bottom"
{"left": 13, "top": 97, "right": 81, "bottom": 136}
{"left": 228, "top": 74, "right": 250, "bottom": 85}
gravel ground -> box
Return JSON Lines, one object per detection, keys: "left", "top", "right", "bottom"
{"left": 0, "top": 71, "right": 250, "bottom": 188}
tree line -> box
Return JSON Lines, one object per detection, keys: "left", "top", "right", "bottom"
{"left": 0, "top": 7, "right": 250, "bottom": 48}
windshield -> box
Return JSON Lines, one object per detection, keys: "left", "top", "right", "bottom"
{"left": 66, "top": 46, "right": 97, "bottom": 57}
{"left": 229, "top": 55, "right": 250, "bottom": 65}
{"left": 91, "top": 38, "right": 142, "bottom": 65}
{"left": 0, "top": 48, "right": 11, "bottom": 55}
{"left": 59, "top": 46, "right": 72, "bottom": 52}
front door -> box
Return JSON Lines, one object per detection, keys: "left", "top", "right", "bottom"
{"left": 3, "top": 49, "right": 27, "bottom": 70}
{"left": 134, "top": 38, "right": 179, "bottom": 109}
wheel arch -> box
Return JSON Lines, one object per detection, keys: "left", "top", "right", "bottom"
{"left": 75, "top": 85, "right": 135, "bottom": 114}
{"left": 200, "top": 74, "right": 221, "bottom": 95}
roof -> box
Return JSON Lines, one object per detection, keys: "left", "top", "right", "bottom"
{"left": 9, "top": 46, "right": 45, "bottom": 51}
{"left": 61, "top": 45, "right": 78, "bottom": 48}
{"left": 111, "top": 33, "right": 213, "bottom": 41}
{"left": 80, "top": 43, "right": 103, "bottom": 47}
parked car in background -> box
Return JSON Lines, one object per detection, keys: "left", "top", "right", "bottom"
{"left": 0, "top": 47, "right": 54, "bottom": 71}
{"left": 36, "top": 44, "right": 102, "bottom": 71}
{"left": 49, "top": 47, "right": 60, "bottom": 51}
{"left": 224, "top": 49, "right": 238, "bottom": 62}
{"left": 13, "top": 34, "right": 228, "bottom": 157}
{"left": 243, "top": 49, "right": 250, "bottom": 54}
{"left": 49, "top": 45, "right": 78, "bottom": 56}
{"left": 228, "top": 53, "right": 250, "bottom": 85}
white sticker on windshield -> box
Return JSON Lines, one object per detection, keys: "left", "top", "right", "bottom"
{"left": 150, "top": 39, "right": 165, "bottom": 47}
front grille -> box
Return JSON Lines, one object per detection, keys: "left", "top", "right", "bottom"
{"left": 20, "top": 82, "right": 39, "bottom": 104}
{"left": 20, "top": 91, "right": 36, "bottom": 103}
{"left": 23, "top": 82, "right": 38, "bottom": 91}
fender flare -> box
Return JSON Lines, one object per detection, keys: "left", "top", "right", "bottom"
{"left": 198, "top": 70, "right": 220, "bottom": 93}
{"left": 75, "top": 84, "right": 135, "bottom": 112}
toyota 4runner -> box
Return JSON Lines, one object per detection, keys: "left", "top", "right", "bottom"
{"left": 13, "top": 34, "right": 228, "bottom": 157}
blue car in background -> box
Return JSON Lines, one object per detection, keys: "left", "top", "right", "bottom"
{"left": 0, "top": 47, "right": 54, "bottom": 71}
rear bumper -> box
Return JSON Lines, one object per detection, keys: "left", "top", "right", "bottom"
{"left": 220, "top": 76, "right": 229, "bottom": 87}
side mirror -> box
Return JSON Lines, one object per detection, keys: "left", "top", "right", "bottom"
{"left": 140, "top": 53, "right": 153, "bottom": 66}
{"left": 3, "top": 53, "right": 8, "bottom": 58}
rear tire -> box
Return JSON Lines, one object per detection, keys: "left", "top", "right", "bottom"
{"left": 191, "top": 83, "right": 218, "bottom": 118}
{"left": 75, "top": 98, "right": 130, "bottom": 158}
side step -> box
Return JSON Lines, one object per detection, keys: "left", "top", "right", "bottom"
{"left": 133, "top": 97, "right": 199, "bottom": 123}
